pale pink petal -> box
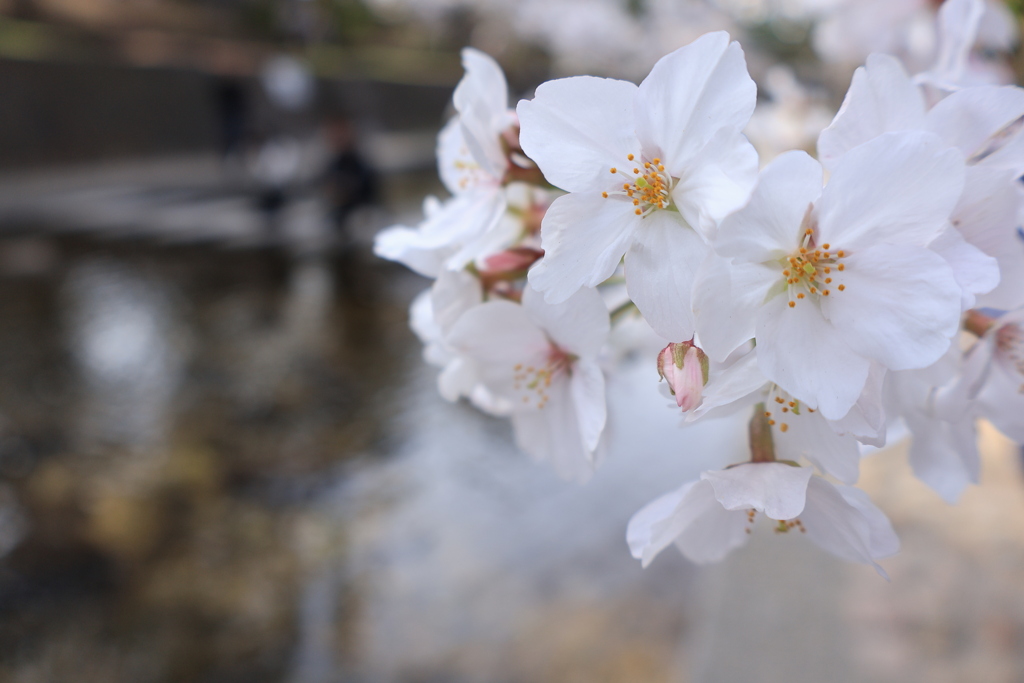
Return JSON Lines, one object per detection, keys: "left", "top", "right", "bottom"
{"left": 686, "top": 346, "right": 766, "bottom": 422}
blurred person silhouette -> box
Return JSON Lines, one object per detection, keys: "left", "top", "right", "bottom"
{"left": 212, "top": 77, "right": 249, "bottom": 168}
{"left": 323, "top": 115, "right": 378, "bottom": 249}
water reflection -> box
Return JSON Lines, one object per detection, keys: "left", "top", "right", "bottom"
{"left": 63, "top": 259, "right": 186, "bottom": 449}
{"left": 0, "top": 235, "right": 1023, "bottom": 682}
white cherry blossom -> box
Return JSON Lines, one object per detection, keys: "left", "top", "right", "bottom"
{"left": 447, "top": 285, "right": 610, "bottom": 481}
{"left": 694, "top": 132, "right": 966, "bottom": 420}
{"left": 627, "top": 462, "right": 899, "bottom": 577}
{"left": 517, "top": 31, "right": 758, "bottom": 342}
{"left": 886, "top": 347, "right": 981, "bottom": 503}
{"left": 818, "top": 52, "right": 1022, "bottom": 308}
{"left": 409, "top": 269, "right": 512, "bottom": 416}
{"left": 374, "top": 48, "right": 517, "bottom": 275}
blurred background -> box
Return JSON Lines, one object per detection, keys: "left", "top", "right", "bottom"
{"left": 0, "top": 1, "right": 1023, "bottom": 681}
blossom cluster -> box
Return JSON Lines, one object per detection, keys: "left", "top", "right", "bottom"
{"left": 375, "top": 0, "right": 1024, "bottom": 577}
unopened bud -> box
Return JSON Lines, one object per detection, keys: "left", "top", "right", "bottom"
{"left": 657, "top": 341, "right": 710, "bottom": 412}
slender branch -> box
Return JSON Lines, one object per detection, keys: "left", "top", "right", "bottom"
{"left": 748, "top": 402, "right": 776, "bottom": 463}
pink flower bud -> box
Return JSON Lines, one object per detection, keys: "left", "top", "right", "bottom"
{"left": 657, "top": 341, "right": 710, "bottom": 412}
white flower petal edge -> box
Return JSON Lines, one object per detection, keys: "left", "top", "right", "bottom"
{"left": 628, "top": 463, "right": 899, "bottom": 576}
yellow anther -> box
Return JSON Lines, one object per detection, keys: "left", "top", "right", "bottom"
{"left": 780, "top": 423, "right": 789, "bottom": 432}
{"left": 602, "top": 192, "right": 608, "bottom": 198}
{"left": 610, "top": 167, "right": 617, "bottom": 173}
{"left": 838, "top": 264, "right": 845, "bottom": 271}
{"left": 838, "top": 284, "right": 845, "bottom": 291}
{"left": 635, "top": 208, "right": 642, "bottom": 215}
{"left": 627, "top": 153, "right": 635, "bottom": 161}
{"left": 788, "top": 301, "right": 796, "bottom": 308}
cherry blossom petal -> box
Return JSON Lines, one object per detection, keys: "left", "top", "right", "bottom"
{"left": 954, "top": 167, "right": 1024, "bottom": 310}
{"left": 453, "top": 48, "right": 510, "bottom": 179}
{"left": 756, "top": 293, "right": 870, "bottom": 420}
{"left": 517, "top": 76, "right": 639, "bottom": 193}
{"left": 627, "top": 479, "right": 749, "bottom": 567}
{"left": 624, "top": 211, "right": 707, "bottom": 342}
{"left": 928, "top": 226, "right": 1000, "bottom": 310}
{"left": 693, "top": 256, "right": 777, "bottom": 363}
{"left": 528, "top": 192, "right": 639, "bottom": 304}
{"left": 817, "top": 53, "right": 926, "bottom": 171}
{"left": 801, "top": 477, "right": 898, "bottom": 579}
{"left": 437, "top": 117, "right": 497, "bottom": 196}
{"left": 924, "top": 85, "right": 1024, "bottom": 160}
{"left": 672, "top": 487, "right": 751, "bottom": 564}
{"left": 823, "top": 243, "right": 962, "bottom": 371}
{"left": 511, "top": 380, "right": 595, "bottom": 482}
{"left": 447, "top": 300, "right": 549, "bottom": 366}
{"left": 816, "top": 131, "right": 964, "bottom": 250}
{"left": 670, "top": 128, "right": 759, "bottom": 240}
{"left": 431, "top": 269, "right": 483, "bottom": 334}
{"left": 829, "top": 363, "right": 888, "bottom": 447}
{"left": 702, "top": 462, "right": 812, "bottom": 520}
{"left": 715, "top": 150, "right": 823, "bottom": 263}
{"left": 773, "top": 411, "right": 862, "bottom": 484}
{"left": 521, "top": 284, "right": 610, "bottom": 359}
{"left": 634, "top": 32, "right": 756, "bottom": 174}
{"left": 570, "top": 360, "right": 607, "bottom": 453}
{"left": 977, "top": 362, "right": 1024, "bottom": 443}
{"left": 905, "top": 411, "right": 979, "bottom": 503}
{"left": 627, "top": 482, "right": 694, "bottom": 567}
{"left": 917, "top": 0, "right": 985, "bottom": 90}
{"left": 686, "top": 346, "right": 766, "bottom": 421}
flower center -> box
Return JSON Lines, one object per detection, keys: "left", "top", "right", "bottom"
{"left": 761, "top": 384, "right": 816, "bottom": 434}
{"left": 602, "top": 154, "right": 674, "bottom": 216}
{"left": 744, "top": 509, "right": 806, "bottom": 535}
{"left": 781, "top": 228, "right": 848, "bottom": 308}
{"left": 512, "top": 346, "right": 575, "bottom": 409}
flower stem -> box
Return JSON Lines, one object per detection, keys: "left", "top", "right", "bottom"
{"left": 749, "top": 402, "right": 776, "bottom": 463}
